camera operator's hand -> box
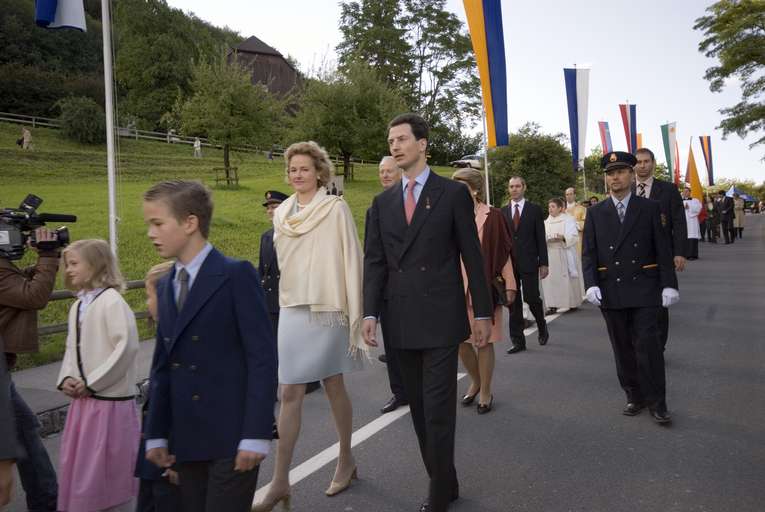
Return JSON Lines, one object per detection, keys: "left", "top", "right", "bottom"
{"left": 30, "top": 228, "right": 56, "bottom": 253}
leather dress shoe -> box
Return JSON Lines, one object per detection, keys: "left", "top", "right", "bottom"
{"left": 622, "top": 402, "right": 645, "bottom": 416}
{"left": 419, "top": 486, "right": 459, "bottom": 511}
{"left": 381, "top": 396, "right": 407, "bottom": 414}
{"left": 460, "top": 388, "right": 479, "bottom": 406}
{"left": 507, "top": 344, "right": 526, "bottom": 354}
{"left": 477, "top": 395, "right": 493, "bottom": 415}
{"left": 649, "top": 404, "right": 672, "bottom": 424}
{"left": 538, "top": 323, "right": 549, "bottom": 345}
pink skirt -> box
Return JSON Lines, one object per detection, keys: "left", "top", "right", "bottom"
{"left": 57, "top": 397, "right": 140, "bottom": 511}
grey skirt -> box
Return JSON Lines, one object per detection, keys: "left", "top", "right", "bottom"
{"left": 277, "top": 306, "right": 363, "bottom": 384}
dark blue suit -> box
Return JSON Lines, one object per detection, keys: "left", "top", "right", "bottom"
{"left": 146, "top": 247, "right": 277, "bottom": 510}
{"left": 582, "top": 196, "right": 676, "bottom": 407}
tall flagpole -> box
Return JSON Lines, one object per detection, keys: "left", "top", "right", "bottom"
{"left": 482, "top": 109, "right": 491, "bottom": 206}
{"left": 101, "top": 0, "right": 118, "bottom": 256}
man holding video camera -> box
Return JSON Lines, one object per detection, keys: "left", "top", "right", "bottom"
{"left": 0, "top": 227, "right": 61, "bottom": 511}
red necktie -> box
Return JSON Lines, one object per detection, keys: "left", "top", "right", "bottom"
{"left": 405, "top": 180, "right": 417, "bottom": 224}
{"left": 513, "top": 204, "right": 520, "bottom": 230}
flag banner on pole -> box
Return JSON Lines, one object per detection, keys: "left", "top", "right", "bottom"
{"left": 619, "top": 104, "right": 637, "bottom": 153}
{"left": 464, "top": 0, "right": 508, "bottom": 148}
{"left": 598, "top": 121, "right": 613, "bottom": 153}
{"left": 674, "top": 140, "right": 681, "bottom": 185}
{"left": 564, "top": 67, "right": 590, "bottom": 171}
{"left": 661, "top": 122, "right": 678, "bottom": 185}
{"left": 699, "top": 135, "right": 714, "bottom": 186}
{"left": 636, "top": 133, "right": 643, "bottom": 150}
{"left": 35, "top": 0, "right": 87, "bottom": 31}
{"left": 686, "top": 142, "right": 707, "bottom": 223}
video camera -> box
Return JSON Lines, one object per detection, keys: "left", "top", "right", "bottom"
{"left": 0, "top": 194, "right": 77, "bottom": 260}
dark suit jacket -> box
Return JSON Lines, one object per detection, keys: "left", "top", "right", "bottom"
{"left": 500, "top": 200, "right": 548, "bottom": 274}
{"left": 634, "top": 178, "right": 687, "bottom": 257}
{"left": 582, "top": 196, "right": 678, "bottom": 309}
{"left": 146, "top": 248, "right": 278, "bottom": 462}
{"left": 0, "top": 253, "right": 59, "bottom": 355}
{"left": 363, "top": 171, "right": 492, "bottom": 349}
{"left": 719, "top": 196, "right": 734, "bottom": 220}
{"left": 258, "top": 229, "right": 280, "bottom": 314}
{"left": 0, "top": 337, "right": 21, "bottom": 460}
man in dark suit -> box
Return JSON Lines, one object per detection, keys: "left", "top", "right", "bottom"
{"left": 363, "top": 113, "right": 492, "bottom": 512}
{"left": 0, "top": 337, "right": 21, "bottom": 507}
{"left": 366, "top": 157, "right": 408, "bottom": 415}
{"left": 501, "top": 177, "right": 549, "bottom": 353}
{"left": 634, "top": 148, "right": 686, "bottom": 351}
{"left": 143, "top": 181, "right": 278, "bottom": 512}
{"left": 717, "top": 190, "right": 735, "bottom": 244}
{"left": 583, "top": 152, "right": 679, "bottom": 424}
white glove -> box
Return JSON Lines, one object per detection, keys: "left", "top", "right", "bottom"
{"left": 662, "top": 288, "right": 680, "bottom": 308}
{"left": 585, "top": 286, "right": 602, "bottom": 306}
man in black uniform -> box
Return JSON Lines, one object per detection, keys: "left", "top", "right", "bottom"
{"left": 717, "top": 190, "right": 735, "bottom": 244}
{"left": 259, "top": 191, "right": 320, "bottom": 395}
{"left": 582, "top": 152, "right": 679, "bottom": 424}
{"left": 634, "top": 148, "right": 686, "bottom": 351}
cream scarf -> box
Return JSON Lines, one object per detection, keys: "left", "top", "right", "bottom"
{"left": 273, "top": 187, "right": 366, "bottom": 356}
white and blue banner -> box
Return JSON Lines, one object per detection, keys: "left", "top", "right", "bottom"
{"left": 35, "top": 0, "right": 87, "bottom": 32}
{"left": 564, "top": 67, "right": 590, "bottom": 171}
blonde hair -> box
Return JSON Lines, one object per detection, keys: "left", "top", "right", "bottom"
{"left": 284, "top": 141, "right": 334, "bottom": 188}
{"left": 62, "top": 239, "right": 125, "bottom": 292}
{"left": 452, "top": 168, "right": 485, "bottom": 203}
{"left": 145, "top": 261, "right": 174, "bottom": 287}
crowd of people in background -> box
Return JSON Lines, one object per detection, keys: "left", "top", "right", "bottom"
{"left": 0, "top": 112, "right": 759, "bottom": 512}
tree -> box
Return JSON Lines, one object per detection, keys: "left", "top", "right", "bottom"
{"left": 694, "top": 1, "right": 765, "bottom": 155}
{"left": 290, "top": 63, "right": 407, "bottom": 177}
{"left": 336, "top": 0, "right": 481, "bottom": 162}
{"left": 179, "top": 58, "right": 283, "bottom": 183}
{"left": 57, "top": 96, "right": 106, "bottom": 144}
{"left": 487, "top": 123, "right": 575, "bottom": 206}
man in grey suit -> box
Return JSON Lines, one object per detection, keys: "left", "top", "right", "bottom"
{"left": 363, "top": 113, "right": 492, "bottom": 512}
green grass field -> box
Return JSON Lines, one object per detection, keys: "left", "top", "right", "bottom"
{"left": 1, "top": 121, "right": 452, "bottom": 368}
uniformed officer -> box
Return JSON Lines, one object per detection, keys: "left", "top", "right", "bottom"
{"left": 259, "top": 191, "right": 320, "bottom": 394}
{"left": 582, "top": 152, "right": 679, "bottom": 424}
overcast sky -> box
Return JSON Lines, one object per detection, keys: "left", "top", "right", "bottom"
{"left": 167, "top": 0, "right": 763, "bottom": 183}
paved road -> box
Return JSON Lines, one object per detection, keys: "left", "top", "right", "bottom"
{"left": 9, "top": 215, "right": 765, "bottom": 511}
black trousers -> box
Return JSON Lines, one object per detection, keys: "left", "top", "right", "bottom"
{"left": 687, "top": 239, "right": 699, "bottom": 259}
{"left": 601, "top": 307, "right": 666, "bottom": 406}
{"left": 721, "top": 218, "right": 735, "bottom": 243}
{"left": 136, "top": 477, "right": 182, "bottom": 512}
{"left": 699, "top": 221, "right": 707, "bottom": 240}
{"left": 176, "top": 458, "right": 259, "bottom": 512}
{"left": 509, "top": 271, "right": 546, "bottom": 346}
{"left": 381, "top": 320, "right": 406, "bottom": 400}
{"left": 396, "top": 346, "right": 459, "bottom": 512}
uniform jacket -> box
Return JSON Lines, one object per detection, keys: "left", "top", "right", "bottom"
{"left": 718, "top": 196, "right": 734, "bottom": 220}
{"left": 634, "top": 178, "right": 687, "bottom": 257}
{"left": 57, "top": 288, "right": 139, "bottom": 398}
{"left": 0, "top": 253, "right": 59, "bottom": 355}
{"left": 582, "top": 196, "right": 677, "bottom": 309}
{"left": 145, "top": 248, "right": 277, "bottom": 462}
{"left": 501, "top": 200, "right": 549, "bottom": 274}
{"left": 363, "top": 171, "right": 492, "bottom": 349}
{"left": 258, "top": 228, "right": 280, "bottom": 314}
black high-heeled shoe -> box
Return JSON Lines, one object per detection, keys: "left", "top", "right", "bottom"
{"left": 477, "top": 395, "right": 494, "bottom": 414}
{"left": 460, "top": 388, "right": 480, "bottom": 406}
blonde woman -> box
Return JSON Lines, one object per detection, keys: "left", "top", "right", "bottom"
{"left": 253, "top": 141, "right": 365, "bottom": 511}
{"left": 452, "top": 168, "right": 516, "bottom": 414}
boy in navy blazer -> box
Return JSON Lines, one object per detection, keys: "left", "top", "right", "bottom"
{"left": 142, "top": 181, "right": 277, "bottom": 512}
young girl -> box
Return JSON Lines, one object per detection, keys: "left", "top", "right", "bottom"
{"left": 135, "top": 261, "right": 181, "bottom": 512}
{"left": 56, "top": 239, "right": 140, "bottom": 512}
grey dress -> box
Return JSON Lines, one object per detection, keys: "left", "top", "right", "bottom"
{"left": 276, "top": 202, "right": 363, "bottom": 384}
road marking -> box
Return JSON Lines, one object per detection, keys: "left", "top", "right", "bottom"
{"left": 252, "top": 307, "right": 570, "bottom": 504}
{"left": 253, "top": 372, "right": 468, "bottom": 504}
